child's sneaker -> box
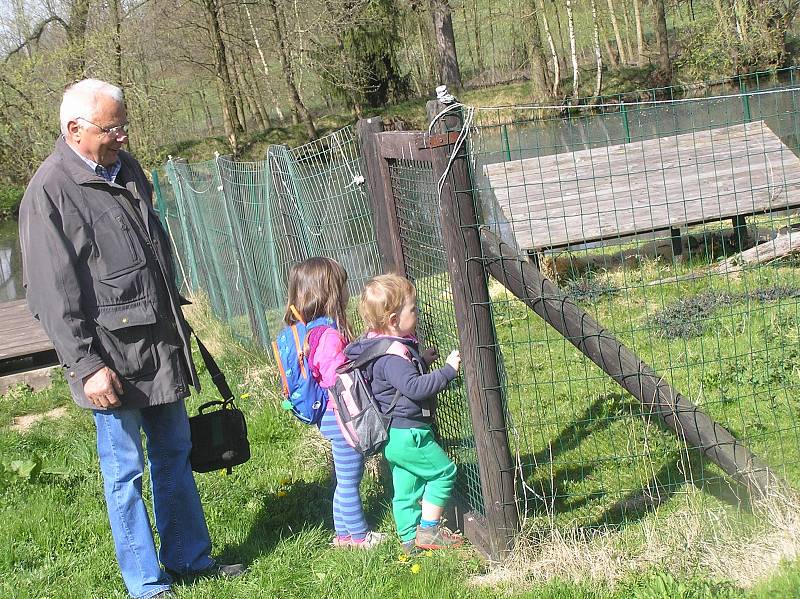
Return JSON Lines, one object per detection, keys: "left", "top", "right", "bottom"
{"left": 331, "top": 534, "right": 352, "bottom": 548}
{"left": 350, "top": 531, "right": 388, "bottom": 549}
{"left": 414, "top": 524, "right": 464, "bottom": 550}
{"left": 401, "top": 539, "right": 418, "bottom": 555}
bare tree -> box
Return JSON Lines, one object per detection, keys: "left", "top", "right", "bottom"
{"left": 524, "top": 1, "right": 551, "bottom": 101}
{"left": 565, "top": 0, "right": 579, "bottom": 98}
{"left": 429, "top": 0, "right": 463, "bottom": 91}
{"left": 606, "top": 0, "right": 627, "bottom": 63}
{"left": 263, "top": 0, "right": 318, "bottom": 139}
{"left": 652, "top": 0, "right": 671, "bottom": 82}
{"left": 590, "top": 0, "right": 603, "bottom": 99}
{"left": 633, "top": 0, "right": 645, "bottom": 66}
{"left": 537, "top": 0, "right": 561, "bottom": 98}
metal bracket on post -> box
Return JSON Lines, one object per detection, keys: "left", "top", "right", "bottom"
{"left": 426, "top": 100, "right": 519, "bottom": 560}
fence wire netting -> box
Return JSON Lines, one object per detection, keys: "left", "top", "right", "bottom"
{"left": 468, "top": 70, "right": 800, "bottom": 533}
{"left": 388, "top": 158, "right": 485, "bottom": 515}
{"left": 155, "top": 69, "right": 800, "bottom": 552}
{"left": 153, "top": 126, "right": 382, "bottom": 345}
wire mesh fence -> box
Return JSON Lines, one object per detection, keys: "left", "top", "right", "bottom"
{"left": 468, "top": 70, "right": 800, "bottom": 535}
{"left": 154, "top": 68, "right": 800, "bottom": 560}
{"left": 152, "top": 126, "right": 383, "bottom": 346}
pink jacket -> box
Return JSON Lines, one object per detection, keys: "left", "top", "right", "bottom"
{"left": 309, "top": 327, "right": 348, "bottom": 391}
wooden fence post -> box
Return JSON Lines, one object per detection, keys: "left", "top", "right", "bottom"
{"left": 356, "top": 117, "right": 407, "bottom": 276}
{"left": 426, "top": 101, "right": 519, "bottom": 559}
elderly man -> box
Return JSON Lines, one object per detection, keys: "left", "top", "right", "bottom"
{"left": 19, "top": 79, "right": 242, "bottom": 599}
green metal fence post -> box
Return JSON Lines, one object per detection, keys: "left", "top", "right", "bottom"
{"left": 501, "top": 123, "right": 512, "bottom": 160}
{"left": 165, "top": 158, "right": 200, "bottom": 291}
{"left": 621, "top": 103, "right": 632, "bottom": 143}
{"left": 214, "top": 153, "right": 271, "bottom": 348}
{"left": 740, "top": 78, "right": 752, "bottom": 123}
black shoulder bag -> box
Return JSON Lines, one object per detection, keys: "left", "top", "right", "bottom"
{"left": 188, "top": 334, "right": 251, "bottom": 474}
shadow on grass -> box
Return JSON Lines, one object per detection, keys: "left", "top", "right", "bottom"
{"left": 515, "top": 392, "right": 753, "bottom": 531}
{"left": 216, "top": 472, "right": 393, "bottom": 567}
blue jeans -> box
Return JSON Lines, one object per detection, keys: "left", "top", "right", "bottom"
{"left": 94, "top": 399, "right": 214, "bottom": 599}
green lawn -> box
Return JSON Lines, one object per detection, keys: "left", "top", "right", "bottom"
{"left": 4, "top": 289, "right": 800, "bottom": 597}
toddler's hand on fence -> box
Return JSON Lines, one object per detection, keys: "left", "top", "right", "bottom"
{"left": 421, "top": 346, "right": 440, "bottom": 367}
{"left": 446, "top": 350, "right": 461, "bottom": 373}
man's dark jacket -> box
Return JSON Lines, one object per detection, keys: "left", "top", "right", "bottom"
{"left": 19, "top": 136, "right": 199, "bottom": 409}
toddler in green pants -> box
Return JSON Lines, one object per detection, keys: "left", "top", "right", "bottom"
{"left": 347, "top": 273, "right": 463, "bottom": 553}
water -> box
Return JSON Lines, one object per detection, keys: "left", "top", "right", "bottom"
{"left": 0, "top": 219, "right": 22, "bottom": 302}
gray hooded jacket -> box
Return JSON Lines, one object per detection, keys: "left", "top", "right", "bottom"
{"left": 19, "top": 136, "right": 199, "bottom": 409}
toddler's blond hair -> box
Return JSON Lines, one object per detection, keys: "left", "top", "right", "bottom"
{"left": 359, "top": 274, "right": 415, "bottom": 333}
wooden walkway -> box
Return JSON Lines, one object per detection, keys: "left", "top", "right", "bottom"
{"left": 483, "top": 121, "right": 800, "bottom": 251}
{"left": 0, "top": 299, "right": 54, "bottom": 369}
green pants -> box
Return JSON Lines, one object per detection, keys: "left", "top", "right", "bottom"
{"left": 383, "top": 426, "right": 457, "bottom": 542}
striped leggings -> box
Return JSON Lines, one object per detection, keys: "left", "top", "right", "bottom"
{"left": 318, "top": 407, "right": 368, "bottom": 540}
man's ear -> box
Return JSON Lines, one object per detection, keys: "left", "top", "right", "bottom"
{"left": 66, "top": 119, "right": 82, "bottom": 141}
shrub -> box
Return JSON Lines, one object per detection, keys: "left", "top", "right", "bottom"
{"left": 0, "top": 184, "right": 24, "bottom": 219}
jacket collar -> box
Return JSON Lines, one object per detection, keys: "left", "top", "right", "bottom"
{"left": 54, "top": 135, "right": 129, "bottom": 187}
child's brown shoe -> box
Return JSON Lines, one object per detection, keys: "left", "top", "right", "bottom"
{"left": 414, "top": 524, "right": 463, "bottom": 550}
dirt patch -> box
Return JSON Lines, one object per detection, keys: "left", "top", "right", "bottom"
{"left": 11, "top": 406, "right": 68, "bottom": 433}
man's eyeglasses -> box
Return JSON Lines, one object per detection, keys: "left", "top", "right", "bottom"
{"left": 78, "top": 117, "right": 129, "bottom": 138}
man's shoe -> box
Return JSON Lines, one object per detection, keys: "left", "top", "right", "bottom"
{"left": 167, "top": 562, "right": 246, "bottom": 581}
{"left": 414, "top": 524, "right": 464, "bottom": 550}
{"left": 197, "top": 563, "right": 246, "bottom": 579}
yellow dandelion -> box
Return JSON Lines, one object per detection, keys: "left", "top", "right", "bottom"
{"left": 240, "top": 393, "right": 251, "bottom": 399}
{"left": 277, "top": 490, "right": 287, "bottom": 498}
{"left": 279, "top": 477, "right": 292, "bottom": 486}
{"left": 397, "top": 554, "right": 409, "bottom": 563}
{"left": 410, "top": 563, "right": 421, "bottom": 575}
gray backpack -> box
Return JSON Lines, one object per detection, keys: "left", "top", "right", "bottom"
{"left": 329, "top": 338, "right": 421, "bottom": 456}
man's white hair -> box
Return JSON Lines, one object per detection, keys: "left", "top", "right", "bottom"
{"left": 59, "top": 79, "right": 125, "bottom": 135}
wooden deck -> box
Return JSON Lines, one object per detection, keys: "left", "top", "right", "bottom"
{"left": 483, "top": 121, "right": 800, "bottom": 251}
{"left": 0, "top": 299, "right": 55, "bottom": 369}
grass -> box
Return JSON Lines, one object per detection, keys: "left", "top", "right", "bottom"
{"left": 6, "top": 272, "right": 800, "bottom": 597}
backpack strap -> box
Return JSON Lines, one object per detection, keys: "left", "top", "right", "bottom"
{"left": 290, "top": 323, "right": 307, "bottom": 378}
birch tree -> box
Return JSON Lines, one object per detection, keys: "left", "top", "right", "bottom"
{"left": 565, "top": 0, "right": 579, "bottom": 98}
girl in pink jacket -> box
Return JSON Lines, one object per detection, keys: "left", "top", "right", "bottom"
{"left": 286, "top": 257, "right": 386, "bottom": 549}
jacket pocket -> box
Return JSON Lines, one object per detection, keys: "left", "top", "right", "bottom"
{"left": 94, "top": 301, "right": 159, "bottom": 378}
{"left": 93, "top": 209, "right": 146, "bottom": 279}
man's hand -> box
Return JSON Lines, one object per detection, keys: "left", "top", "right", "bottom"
{"left": 83, "top": 367, "right": 124, "bottom": 409}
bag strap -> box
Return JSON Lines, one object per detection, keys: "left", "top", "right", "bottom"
{"left": 190, "top": 329, "right": 234, "bottom": 403}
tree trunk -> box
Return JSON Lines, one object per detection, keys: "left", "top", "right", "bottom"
{"left": 526, "top": 0, "right": 552, "bottom": 101}
{"left": 201, "top": 0, "right": 243, "bottom": 153}
{"left": 264, "top": 0, "right": 318, "bottom": 139}
{"left": 471, "top": 0, "right": 486, "bottom": 76}
{"left": 606, "top": 0, "right": 627, "bottom": 63}
{"left": 198, "top": 89, "right": 214, "bottom": 134}
{"left": 652, "top": 0, "right": 671, "bottom": 82}
{"left": 243, "top": 51, "right": 271, "bottom": 129}
{"left": 538, "top": 0, "right": 561, "bottom": 98}
{"left": 602, "top": 23, "right": 620, "bottom": 67}
{"left": 633, "top": 0, "right": 645, "bottom": 66}
{"left": 460, "top": 2, "right": 478, "bottom": 75}
{"left": 66, "top": 0, "right": 90, "bottom": 79}
{"left": 623, "top": 0, "right": 635, "bottom": 61}
{"left": 243, "top": 3, "right": 285, "bottom": 123}
{"left": 566, "top": 0, "right": 579, "bottom": 98}
{"left": 429, "top": 0, "right": 463, "bottom": 91}
{"left": 590, "top": 0, "right": 603, "bottom": 100}
{"left": 110, "top": 0, "right": 123, "bottom": 85}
